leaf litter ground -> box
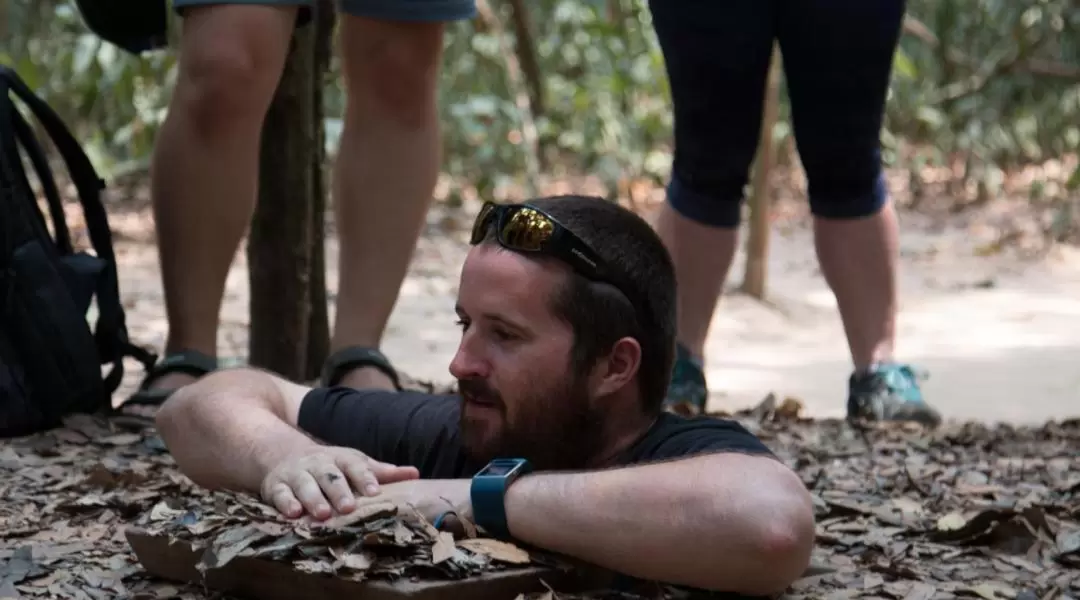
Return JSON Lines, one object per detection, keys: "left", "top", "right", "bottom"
{"left": 1, "top": 387, "right": 1078, "bottom": 600}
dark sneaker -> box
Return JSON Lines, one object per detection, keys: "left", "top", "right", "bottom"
{"left": 846, "top": 363, "right": 942, "bottom": 427}
{"left": 663, "top": 343, "right": 709, "bottom": 417}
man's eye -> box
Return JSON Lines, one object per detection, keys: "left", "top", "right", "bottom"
{"left": 493, "top": 328, "right": 515, "bottom": 341}
{"left": 455, "top": 319, "right": 469, "bottom": 331}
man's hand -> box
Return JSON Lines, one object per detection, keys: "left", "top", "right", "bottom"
{"left": 260, "top": 446, "right": 420, "bottom": 520}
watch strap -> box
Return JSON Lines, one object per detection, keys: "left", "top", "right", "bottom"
{"left": 470, "top": 459, "right": 531, "bottom": 539}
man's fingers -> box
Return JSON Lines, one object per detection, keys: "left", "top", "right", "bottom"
{"left": 287, "top": 471, "right": 333, "bottom": 520}
{"left": 267, "top": 482, "right": 303, "bottom": 518}
{"left": 370, "top": 460, "right": 420, "bottom": 484}
{"left": 340, "top": 459, "right": 381, "bottom": 497}
{"left": 312, "top": 465, "right": 356, "bottom": 514}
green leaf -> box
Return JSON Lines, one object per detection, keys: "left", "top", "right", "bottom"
{"left": 1067, "top": 164, "right": 1080, "bottom": 192}
{"left": 892, "top": 48, "right": 918, "bottom": 79}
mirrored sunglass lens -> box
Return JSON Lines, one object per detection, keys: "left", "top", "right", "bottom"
{"left": 501, "top": 208, "right": 554, "bottom": 251}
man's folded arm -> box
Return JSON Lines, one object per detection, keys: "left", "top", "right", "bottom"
{"left": 156, "top": 367, "right": 461, "bottom": 492}
{"left": 500, "top": 448, "right": 815, "bottom": 595}
{"left": 155, "top": 367, "right": 324, "bottom": 493}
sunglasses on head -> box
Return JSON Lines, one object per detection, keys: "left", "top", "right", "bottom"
{"left": 470, "top": 200, "right": 650, "bottom": 331}
{"left": 470, "top": 201, "right": 612, "bottom": 284}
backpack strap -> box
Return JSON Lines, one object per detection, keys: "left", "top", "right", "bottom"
{"left": 11, "top": 106, "right": 75, "bottom": 256}
{"left": 0, "top": 66, "right": 156, "bottom": 392}
{"left": 0, "top": 73, "right": 40, "bottom": 255}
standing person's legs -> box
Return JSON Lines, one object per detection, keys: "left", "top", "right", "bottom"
{"left": 777, "top": 0, "right": 940, "bottom": 425}
{"left": 125, "top": 3, "right": 302, "bottom": 409}
{"left": 321, "top": 0, "right": 475, "bottom": 390}
{"left": 647, "top": 0, "right": 777, "bottom": 416}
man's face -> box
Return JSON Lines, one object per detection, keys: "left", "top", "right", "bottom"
{"left": 449, "top": 243, "right": 604, "bottom": 470}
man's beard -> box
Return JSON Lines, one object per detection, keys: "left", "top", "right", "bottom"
{"left": 457, "top": 372, "right": 606, "bottom": 471}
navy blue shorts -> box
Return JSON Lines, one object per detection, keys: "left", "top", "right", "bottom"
{"left": 648, "top": 0, "right": 906, "bottom": 227}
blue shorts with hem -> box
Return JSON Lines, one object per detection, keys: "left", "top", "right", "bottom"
{"left": 648, "top": 0, "right": 905, "bottom": 228}
{"left": 172, "top": 0, "right": 476, "bottom": 23}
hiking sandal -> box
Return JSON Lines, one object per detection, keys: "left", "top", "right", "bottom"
{"left": 121, "top": 349, "right": 219, "bottom": 409}
{"left": 320, "top": 346, "right": 402, "bottom": 391}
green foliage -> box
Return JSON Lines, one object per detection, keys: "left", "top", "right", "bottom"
{"left": 885, "top": 0, "right": 1080, "bottom": 198}
{"left": 2, "top": 0, "right": 1077, "bottom": 201}
{"left": 2, "top": 0, "right": 178, "bottom": 175}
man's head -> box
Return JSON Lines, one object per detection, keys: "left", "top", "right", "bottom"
{"left": 448, "top": 195, "right": 677, "bottom": 470}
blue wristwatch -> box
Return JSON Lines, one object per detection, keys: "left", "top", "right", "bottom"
{"left": 470, "top": 458, "right": 532, "bottom": 540}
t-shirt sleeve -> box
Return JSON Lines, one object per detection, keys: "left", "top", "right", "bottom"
{"left": 632, "top": 415, "right": 777, "bottom": 464}
{"left": 296, "top": 387, "right": 464, "bottom": 478}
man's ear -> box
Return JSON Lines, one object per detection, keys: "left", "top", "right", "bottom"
{"left": 591, "top": 336, "right": 642, "bottom": 398}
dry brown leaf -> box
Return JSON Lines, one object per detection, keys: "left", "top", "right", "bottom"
{"left": 964, "top": 582, "right": 1019, "bottom": 600}
{"left": 311, "top": 501, "right": 398, "bottom": 530}
{"left": 98, "top": 433, "right": 144, "bottom": 446}
{"left": 432, "top": 531, "right": 456, "bottom": 564}
{"left": 294, "top": 559, "right": 335, "bottom": 575}
{"left": 904, "top": 582, "right": 938, "bottom": 600}
{"left": 458, "top": 538, "right": 531, "bottom": 565}
{"left": 776, "top": 397, "right": 804, "bottom": 420}
{"left": 329, "top": 546, "right": 375, "bottom": 572}
{"left": 938, "top": 511, "right": 969, "bottom": 531}
{"left": 863, "top": 573, "right": 885, "bottom": 589}
{"left": 195, "top": 524, "right": 270, "bottom": 572}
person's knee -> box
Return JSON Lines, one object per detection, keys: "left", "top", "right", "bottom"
{"left": 801, "top": 145, "right": 888, "bottom": 219}
{"left": 176, "top": 45, "right": 280, "bottom": 134}
{"left": 341, "top": 19, "right": 445, "bottom": 128}
{"left": 667, "top": 170, "right": 745, "bottom": 229}
{"left": 665, "top": 115, "right": 757, "bottom": 229}
{"left": 174, "top": 13, "right": 290, "bottom": 135}
{"left": 658, "top": 49, "right": 767, "bottom": 230}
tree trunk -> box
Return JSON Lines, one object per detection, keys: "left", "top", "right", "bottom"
{"left": 247, "top": 5, "right": 333, "bottom": 381}
{"left": 505, "top": 0, "right": 544, "bottom": 119}
{"left": 740, "top": 44, "right": 782, "bottom": 300}
{"left": 505, "top": 0, "right": 547, "bottom": 172}
{"left": 305, "top": 2, "right": 336, "bottom": 382}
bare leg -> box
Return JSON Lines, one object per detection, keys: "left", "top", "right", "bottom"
{"left": 779, "top": 0, "right": 939, "bottom": 425}
{"left": 329, "top": 16, "right": 445, "bottom": 389}
{"left": 814, "top": 202, "right": 899, "bottom": 371}
{"left": 148, "top": 5, "right": 297, "bottom": 391}
{"left": 654, "top": 206, "right": 739, "bottom": 360}
{"left": 645, "top": 0, "right": 776, "bottom": 414}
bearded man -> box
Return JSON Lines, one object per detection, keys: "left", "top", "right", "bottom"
{"left": 156, "top": 195, "right": 815, "bottom": 596}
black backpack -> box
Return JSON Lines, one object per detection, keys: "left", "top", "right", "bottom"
{"left": 0, "top": 65, "right": 156, "bottom": 438}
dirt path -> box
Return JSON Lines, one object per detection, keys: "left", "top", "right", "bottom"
{"left": 109, "top": 201, "right": 1080, "bottom": 426}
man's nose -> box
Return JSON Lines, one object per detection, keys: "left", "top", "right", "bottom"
{"left": 449, "top": 339, "right": 488, "bottom": 380}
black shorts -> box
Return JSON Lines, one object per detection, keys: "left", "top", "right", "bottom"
{"left": 649, "top": 0, "right": 906, "bottom": 227}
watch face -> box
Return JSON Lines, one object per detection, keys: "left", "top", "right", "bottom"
{"left": 478, "top": 460, "right": 522, "bottom": 477}
{"left": 483, "top": 463, "right": 514, "bottom": 476}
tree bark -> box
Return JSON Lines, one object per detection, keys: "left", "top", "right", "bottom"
{"left": 247, "top": 6, "right": 333, "bottom": 382}
{"left": 740, "top": 44, "right": 782, "bottom": 300}
{"left": 506, "top": 0, "right": 544, "bottom": 119}
{"left": 305, "top": 1, "right": 335, "bottom": 382}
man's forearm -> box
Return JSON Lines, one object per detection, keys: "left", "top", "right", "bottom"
{"left": 156, "top": 373, "right": 319, "bottom": 494}
{"left": 501, "top": 453, "right": 814, "bottom": 595}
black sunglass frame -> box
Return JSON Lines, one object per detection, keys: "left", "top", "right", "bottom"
{"left": 470, "top": 201, "right": 612, "bottom": 284}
